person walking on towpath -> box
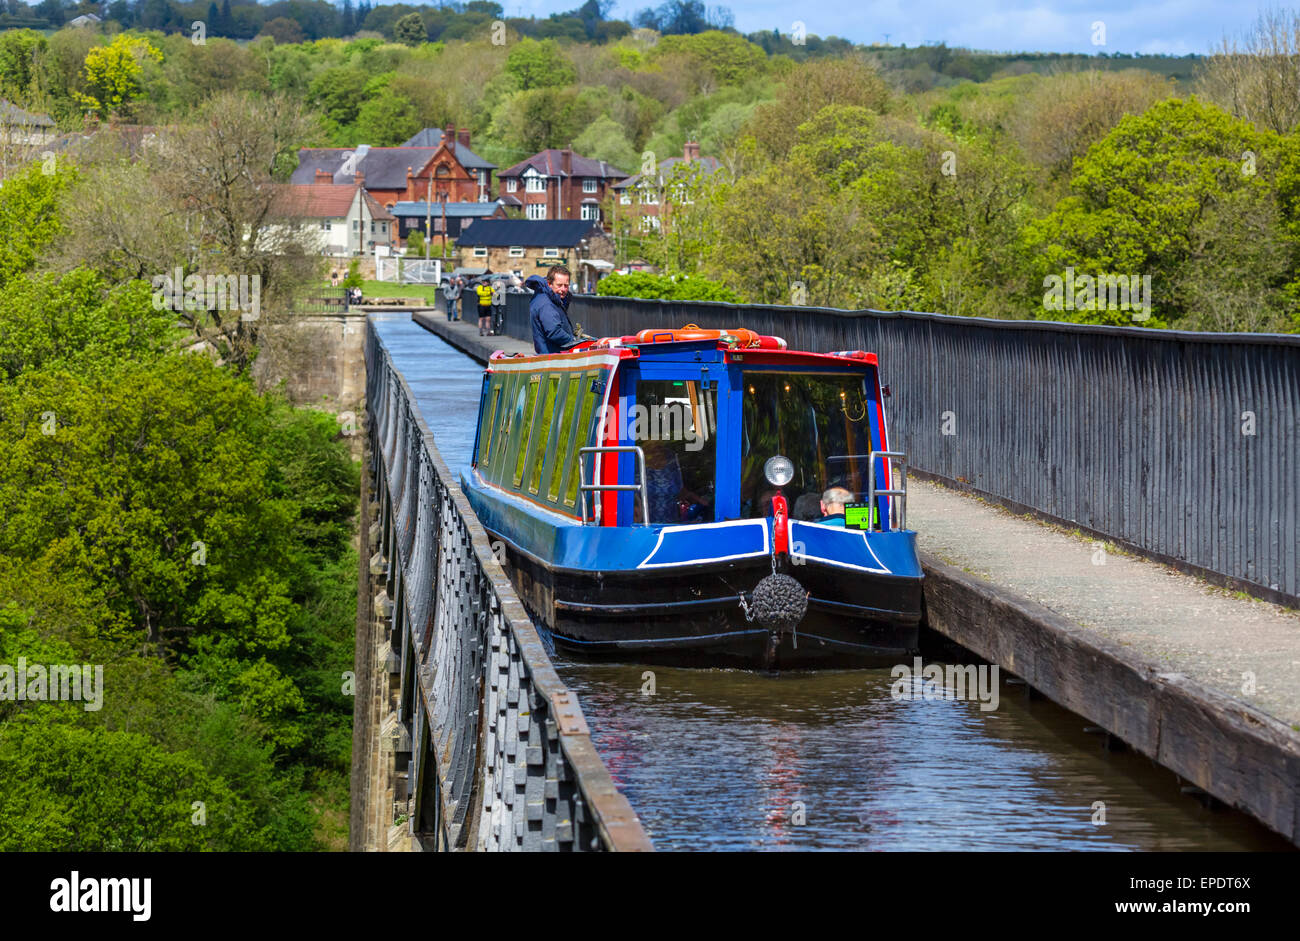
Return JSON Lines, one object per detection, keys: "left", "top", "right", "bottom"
{"left": 475, "top": 276, "right": 494, "bottom": 336}
{"left": 443, "top": 276, "right": 462, "bottom": 322}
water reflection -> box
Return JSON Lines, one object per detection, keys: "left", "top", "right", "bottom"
{"left": 557, "top": 662, "right": 1291, "bottom": 851}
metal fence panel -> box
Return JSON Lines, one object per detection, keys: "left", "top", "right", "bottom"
{"left": 364, "top": 317, "right": 652, "bottom": 851}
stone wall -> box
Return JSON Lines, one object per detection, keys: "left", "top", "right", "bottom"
{"left": 252, "top": 312, "right": 368, "bottom": 416}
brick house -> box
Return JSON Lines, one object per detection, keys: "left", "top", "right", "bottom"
{"left": 455, "top": 219, "right": 615, "bottom": 291}
{"left": 291, "top": 126, "right": 495, "bottom": 210}
{"left": 611, "top": 141, "right": 721, "bottom": 233}
{"left": 496, "top": 146, "right": 628, "bottom": 229}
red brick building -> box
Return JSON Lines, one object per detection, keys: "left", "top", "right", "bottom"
{"left": 291, "top": 126, "right": 496, "bottom": 210}
{"left": 611, "top": 141, "right": 721, "bottom": 233}
{"left": 496, "top": 146, "right": 628, "bottom": 230}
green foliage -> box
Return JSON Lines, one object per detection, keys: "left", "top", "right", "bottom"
{"left": 342, "top": 258, "right": 363, "bottom": 289}
{"left": 0, "top": 271, "right": 177, "bottom": 381}
{"left": 78, "top": 34, "right": 164, "bottom": 118}
{"left": 0, "top": 29, "right": 48, "bottom": 100}
{"left": 650, "top": 31, "right": 767, "bottom": 87}
{"left": 574, "top": 114, "right": 639, "bottom": 173}
{"left": 504, "top": 38, "right": 576, "bottom": 91}
{"left": 0, "top": 161, "right": 78, "bottom": 291}
{"left": 596, "top": 271, "right": 740, "bottom": 302}
{"left": 393, "top": 12, "right": 427, "bottom": 47}
{"left": 1025, "top": 97, "right": 1283, "bottom": 326}
{"left": 0, "top": 721, "right": 265, "bottom": 851}
{"left": 354, "top": 88, "right": 421, "bottom": 145}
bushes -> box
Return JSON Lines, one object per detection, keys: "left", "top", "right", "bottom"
{"left": 596, "top": 271, "right": 741, "bottom": 302}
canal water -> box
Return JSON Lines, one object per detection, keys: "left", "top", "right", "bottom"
{"left": 386, "top": 316, "right": 1291, "bottom": 851}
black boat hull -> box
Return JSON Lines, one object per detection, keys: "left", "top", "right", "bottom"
{"left": 491, "top": 530, "right": 923, "bottom": 669}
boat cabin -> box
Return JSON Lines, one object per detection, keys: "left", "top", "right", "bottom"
{"left": 470, "top": 329, "right": 902, "bottom": 532}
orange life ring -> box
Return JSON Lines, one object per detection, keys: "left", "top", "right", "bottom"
{"left": 632, "top": 325, "right": 786, "bottom": 349}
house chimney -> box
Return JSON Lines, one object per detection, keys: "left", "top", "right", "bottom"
{"left": 684, "top": 140, "right": 700, "bottom": 163}
{"left": 444, "top": 123, "right": 455, "bottom": 149}
{"left": 457, "top": 127, "right": 471, "bottom": 150}
{"left": 562, "top": 145, "right": 573, "bottom": 176}
{"left": 315, "top": 168, "right": 332, "bottom": 183}
{"left": 355, "top": 168, "right": 365, "bottom": 188}
{"left": 407, "top": 166, "right": 414, "bottom": 200}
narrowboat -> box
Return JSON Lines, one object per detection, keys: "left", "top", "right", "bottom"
{"left": 460, "top": 326, "right": 924, "bottom": 669}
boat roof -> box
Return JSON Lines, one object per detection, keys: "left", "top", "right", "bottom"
{"left": 486, "top": 335, "right": 878, "bottom": 370}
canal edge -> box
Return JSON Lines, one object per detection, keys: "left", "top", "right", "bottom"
{"left": 921, "top": 551, "right": 1300, "bottom": 847}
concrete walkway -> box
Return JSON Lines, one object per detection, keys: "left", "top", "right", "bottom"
{"left": 410, "top": 310, "right": 533, "bottom": 360}
{"left": 911, "top": 477, "right": 1300, "bottom": 730}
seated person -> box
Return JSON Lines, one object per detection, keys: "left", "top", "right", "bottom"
{"left": 818, "top": 486, "right": 854, "bottom": 525}
{"left": 792, "top": 492, "right": 824, "bottom": 521}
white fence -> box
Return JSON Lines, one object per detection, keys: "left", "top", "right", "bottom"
{"left": 375, "top": 257, "right": 444, "bottom": 284}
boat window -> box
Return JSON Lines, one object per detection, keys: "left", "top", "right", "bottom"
{"left": 490, "top": 373, "right": 518, "bottom": 482}
{"left": 632, "top": 379, "right": 716, "bottom": 524}
{"left": 739, "top": 371, "right": 874, "bottom": 520}
{"left": 512, "top": 375, "right": 540, "bottom": 489}
{"left": 564, "top": 370, "right": 600, "bottom": 507}
{"left": 478, "top": 380, "right": 502, "bottom": 466}
{"left": 527, "top": 375, "right": 559, "bottom": 494}
{"left": 548, "top": 374, "right": 580, "bottom": 502}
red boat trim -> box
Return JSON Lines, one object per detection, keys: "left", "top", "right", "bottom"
{"left": 772, "top": 492, "right": 789, "bottom": 556}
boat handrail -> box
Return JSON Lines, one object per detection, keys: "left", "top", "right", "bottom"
{"left": 865, "top": 450, "right": 908, "bottom": 531}
{"left": 577, "top": 445, "right": 650, "bottom": 526}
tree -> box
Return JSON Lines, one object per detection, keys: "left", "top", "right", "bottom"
{"left": 0, "top": 722, "right": 264, "bottom": 851}
{"left": 162, "top": 91, "right": 324, "bottom": 371}
{"left": 707, "top": 155, "right": 878, "bottom": 306}
{"left": 260, "top": 17, "right": 306, "bottom": 44}
{"left": 745, "top": 57, "right": 890, "bottom": 160}
{"left": 1199, "top": 8, "right": 1300, "bottom": 134}
{"left": 341, "top": 258, "right": 362, "bottom": 289}
{"left": 354, "top": 89, "right": 421, "bottom": 145}
{"left": 504, "top": 38, "right": 576, "bottom": 91}
{"left": 0, "top": 29, "right": 49, "bottom": 101}
{"left": 1010, "top": 70, "right": 1173, "bottom": 179}
{"left": 307, "top": 66, "right": 369, "bottom": 128}
{"left": 489, "top": 86, "right": 587, "bottom": 153}
{"left": 650, "top": 31, "right": 765, "bottom": 87}
{"left": 78, "top": 34, "right": 164, "bottom": 118}
{"left": 1024, "top": 97, "right": 1280, "bottom": 327}
{"left": 0, "top": 161, "right": 78, "bottom": 292}
{"left": 394, "top": 11, "right": 426, "bottom": 47}
{"left": 574, "top": 114, "right": 638, "bottom": 173}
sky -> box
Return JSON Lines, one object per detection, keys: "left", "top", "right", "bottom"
{"left": 492, "top": 0, "right": 1277, "bottom": 55}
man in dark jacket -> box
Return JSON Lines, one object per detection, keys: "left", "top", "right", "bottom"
{"left": 527, "top": 265, "right": 580, "bottom": 354}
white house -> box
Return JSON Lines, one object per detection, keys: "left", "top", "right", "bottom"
{"left": 266, "top": 183, "right": 396, "bottom": 255}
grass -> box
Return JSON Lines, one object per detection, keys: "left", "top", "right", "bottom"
{"left": 323, "top": 280, "right": 444, "bottom": 300}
